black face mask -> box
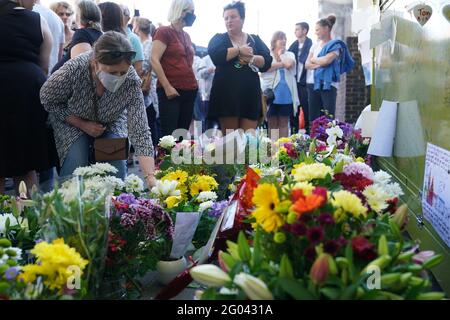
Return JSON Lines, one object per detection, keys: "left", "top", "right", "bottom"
{"left": 183, "top": 12, "right": 196, "bottom": 27}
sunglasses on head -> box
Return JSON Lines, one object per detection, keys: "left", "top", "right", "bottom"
{"left": 99, "top": 50, "right": 137, "bottom": 60}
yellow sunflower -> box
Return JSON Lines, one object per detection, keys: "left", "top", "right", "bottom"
{"left": 251, "top": 184, "right": 285, "bottom": 233}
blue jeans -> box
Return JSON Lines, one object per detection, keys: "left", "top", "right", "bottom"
{"left": 60, "top": 132, "right": 127, "bottom": 179}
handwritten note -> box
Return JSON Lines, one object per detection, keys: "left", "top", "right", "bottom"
{"left": 422, "top": 143, "right": 450, "bottom": 247}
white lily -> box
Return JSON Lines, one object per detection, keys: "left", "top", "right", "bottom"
{"left": 190, "top": 264, "right": 231, "bottom": 287}
{"left": 233, "top": 273, "right": 274, "bottom": 300}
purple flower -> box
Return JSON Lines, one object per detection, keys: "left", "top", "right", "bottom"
{"left": 324, "top": 240, "right": 341, "bottom": 256}
{"left": 291, "top": 223, "right": 307, "bottom": 236}
{"left": 299, "top": 213, "right": 313, "bottom": 223}
{"left": 317, "top": 213, "right": 334, "bottom": 226}
{"left": 5, "top": 267, "right": 20, "bottom": 281}
{"left": 412, "top": 251, "right": 435, "bottom": 264}
{"left": 116, "top": 193, "right": 138, "bottom": 205}
{"left": 208, "top": 200, "right": 228, "bottom": 218}
{"left": 307, "top": 226, "right": 325, "bottom": 244}
{"left": 305, "top": 245, "right": 317, "bottom": 261}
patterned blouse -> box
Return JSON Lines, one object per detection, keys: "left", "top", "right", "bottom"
{"left": 40, "top": 52, "right": 153, "bottom": 166}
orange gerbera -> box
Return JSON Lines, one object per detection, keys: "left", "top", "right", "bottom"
{"left": 290, "top": 194, "right": 325, "bottom": 216}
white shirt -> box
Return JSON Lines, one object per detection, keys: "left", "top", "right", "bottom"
{"left": 297, "top": 42, "right": 304, "bottom": 83}
{"left": 33, "top": 4, "right": 65, "bottom": 72}
{"left": 306, "top": 42, "right": 340, "bottom": 89}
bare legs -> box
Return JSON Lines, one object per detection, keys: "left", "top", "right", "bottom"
{"left": 219, "top": 117, "right": 258, "bottom": 133}
{"left": 268, "top": 116, "right": 289, "bottom": 139}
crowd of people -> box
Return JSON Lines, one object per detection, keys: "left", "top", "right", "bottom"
{"left": 0, "top": 0, "right": 354, "bottom": 194}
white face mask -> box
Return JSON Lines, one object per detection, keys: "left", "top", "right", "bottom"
{"left": 96, "top": 69, "right": 129, "bottom": 93}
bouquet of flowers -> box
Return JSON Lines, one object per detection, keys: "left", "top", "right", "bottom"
{"left": 310, "top": 115, "right": 370, "bottom": 158}
{"left": 34, "top": 179, "right": 110, "bottom": 299}
{"left": 151, "top": 170, "right": 221, "bottom": 256}
{"left": 106, "top": 193, "right": 174, "bottom": 294}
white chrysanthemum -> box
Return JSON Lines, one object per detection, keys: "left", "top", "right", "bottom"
{"left": 0, "top": 213, "right": 19, "bottom": 236}
{"left": 91, "top": 163, "right": 118, "bottom": 175}
{"left": 125, "top": 174, "right": 144, "bottom": 193}
{"left": 159, "top": 135, "right": 176, "bottom": 149}
{"left": 103, "top": 176, "right": 125, "bottom": 191}
{"left": 363, "top": 138, "right": 370, "bottom": 145}
{"left": 373, "top": 170, "right": 392, "bottom": 186}
{"left": 197, "top": 191, "right": 218, "bottom": 203}
{"left": 363, "top": 185, "right": 390, "bottom": 214}
{"left": 383, "top": 182, "right": 404, "bottom": 199}
{"left": 199, "top": 201, "right": 214, "bottom": 213}
{"left": 151, "top": 180, "right": 181, "bottom": 197}
{"left": 72, "top": 166, "right": 96, "bottom": 177}
{"left": 73, "top": 163, "right": 117, "bottom": 177}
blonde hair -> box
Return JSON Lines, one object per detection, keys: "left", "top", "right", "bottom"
{"left": 50, "top": 1, "right": 73, "bottom": 15}
{"left": 167, "top": 0, "right": 194, "bottom": 23}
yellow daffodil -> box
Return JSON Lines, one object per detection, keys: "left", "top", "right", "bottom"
{"left": 251, "top": 184, "right": 284, "bottom": 233}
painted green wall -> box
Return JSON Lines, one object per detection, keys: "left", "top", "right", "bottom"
{"left": 373, "top": 6, "right": 450, "bottom": 295}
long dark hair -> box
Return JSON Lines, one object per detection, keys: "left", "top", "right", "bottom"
{"left": 98, "top": 2, "right": 125, "bottom": 35}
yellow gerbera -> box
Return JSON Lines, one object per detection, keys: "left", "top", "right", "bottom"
{"left": 162, "top": 170, "right": 189, "bottom": 194}
{"left": 189, "top": 175, "right": 218, "bottom": 197}
{"left": 332, "top": 190, "right": 368, "bottom": 221}
{"left": 292, "top": 163, "right": 333, "bottom": 182}
{"left": 251, "top": 184, "right": 284, "bottom": 233}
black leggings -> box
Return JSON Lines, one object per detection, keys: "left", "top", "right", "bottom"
{"left": 307, "top": 84, "right": 337, "bottom": 122}
{"left": 157, "top": 88, "right": 197, "bottom": 138}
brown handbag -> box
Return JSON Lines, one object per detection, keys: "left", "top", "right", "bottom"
{"left": 93, "top": 137, "right": 129, "bottom": 162}
{"left": 90, "top": 71, "right": 129, "bottom": 163}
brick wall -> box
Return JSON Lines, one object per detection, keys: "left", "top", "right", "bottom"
{"left": 345, "top": 36, "right": 371, "bottom": 124}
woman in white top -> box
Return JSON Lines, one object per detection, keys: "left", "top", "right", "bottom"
{"left": 261, "top": 31, "right": 299, "bottom": 138}
{"left": 305, "top": 15, "right": 339, "bottom": 122}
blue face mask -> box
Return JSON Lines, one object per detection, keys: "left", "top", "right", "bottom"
{"left": 96, "top": 69, "right": 129, "bottom": 92}
{"left": 183, "top": 12, "right": 196, "bottom": 27}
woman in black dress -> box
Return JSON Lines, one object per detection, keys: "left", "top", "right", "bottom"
{"left": 0, "top": 0, "right": 57, "bottom": 194}
{"left": 207, "top": 1, "right": 272, "bottom": 132}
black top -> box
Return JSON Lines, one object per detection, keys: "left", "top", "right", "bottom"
{"left": 52, "top": 28, "right": 102, "bottom": 73}
{"left": 0, "top": 0, "right": 58, "bottom": 176}
{"left": 0, "top": 1, "right": 42, "bottom": 64}
{"left": 288, "top": 37, "right": 313, "bottom": 85}
{"left": 207, "top": 33, "right": 272, "bottom": 121}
